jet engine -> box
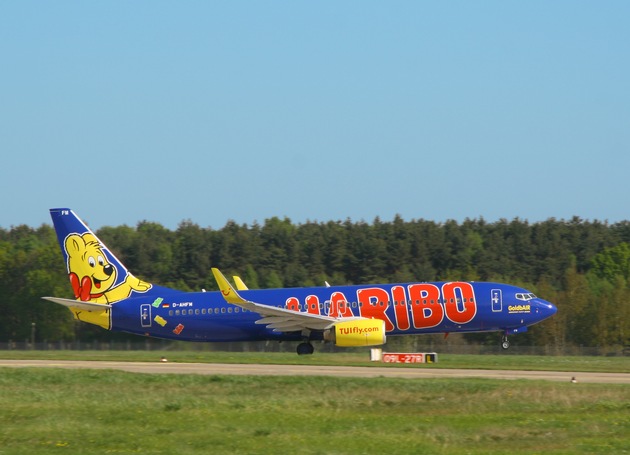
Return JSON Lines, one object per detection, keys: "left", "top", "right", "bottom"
{"left": 324, "top": 318, "right": 386, "bottom": 347}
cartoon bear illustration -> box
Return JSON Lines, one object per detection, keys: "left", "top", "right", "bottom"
{"left": 65, "top": 233, "right": 151, "bottom": 303}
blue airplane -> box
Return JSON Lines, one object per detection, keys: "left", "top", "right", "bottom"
{"left": 43, "top": 208, "right": 557, "bottom": 355}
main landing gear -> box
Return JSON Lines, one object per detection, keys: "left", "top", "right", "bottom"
{"left": 501, "top": 335, "right": 510, "bottom": 350}
{"left": 297, "top": 342, "right": 314, "bottom": 355}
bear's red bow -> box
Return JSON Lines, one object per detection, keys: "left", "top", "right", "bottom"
{"left": 68, "top": 272, "right": 104, "bottom": 301}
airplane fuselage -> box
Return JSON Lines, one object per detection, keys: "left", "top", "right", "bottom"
{"left": 113, "top": 281, "right": 555, "bottom": 342}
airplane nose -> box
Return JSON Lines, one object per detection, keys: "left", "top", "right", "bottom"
{"left": 540, "top": 300, "right": 557, "bottom": 318}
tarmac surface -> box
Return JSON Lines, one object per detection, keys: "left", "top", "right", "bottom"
{"left": 1, "top": 359, "right": 628, "bottom": 383}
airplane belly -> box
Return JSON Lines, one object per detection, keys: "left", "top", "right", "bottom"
{"left": 112, "top": 310, "right": 301, "bottom": 342}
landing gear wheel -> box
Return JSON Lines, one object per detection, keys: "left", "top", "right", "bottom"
{"left": 501, "top": 336, "right": 510, "bottom": 350}
{"left": 297, "top": 342, "right": 314, "bottom": 355}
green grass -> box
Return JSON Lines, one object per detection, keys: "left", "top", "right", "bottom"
{"left": 1, "top": 350, "right": 629, "bottom": 373}
{"left": 0, "top": 368, "right": 628, "bottom": 454}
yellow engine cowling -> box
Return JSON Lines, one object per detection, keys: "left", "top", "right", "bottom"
{"left": 325, "top": 318, "right": 386, "bottom": 347}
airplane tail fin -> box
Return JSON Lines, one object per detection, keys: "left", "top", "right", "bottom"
{"left": 49, "top": 208, "right": 153, "bottom": 304}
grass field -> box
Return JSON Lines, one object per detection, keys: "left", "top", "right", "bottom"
{"left": 0, "top": 349, "right": 629, "bottom": 373}
{"left": 0, "top": 367, "right": 628, "bottom": 454}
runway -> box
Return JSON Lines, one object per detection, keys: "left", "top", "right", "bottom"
{"left": 0, "top": 359, "right": 628, "bottom": 383}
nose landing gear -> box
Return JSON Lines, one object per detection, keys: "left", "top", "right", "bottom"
{"left": 501, "top": 335, "right": 510, "bottom": 350}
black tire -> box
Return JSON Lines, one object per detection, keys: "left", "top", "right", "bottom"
{"left": 297, "top": 342, "right": 314, "bottom": 355}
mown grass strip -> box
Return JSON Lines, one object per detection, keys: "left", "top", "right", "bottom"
{"left": 0, "top": 368, "right": 628, "bottom": 454}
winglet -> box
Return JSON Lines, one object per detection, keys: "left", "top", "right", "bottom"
{"left": 233, "top": 276, "right": 249, "bottom": 291}
{"left": 212, "top": 268, "right": 248, "bottom": 304}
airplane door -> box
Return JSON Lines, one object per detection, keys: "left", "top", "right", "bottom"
{"left": 491, "top": 289, "right": 502, "bottom": 312}
{"left": 141, "top": 304, "right": 152, "bottom": 327}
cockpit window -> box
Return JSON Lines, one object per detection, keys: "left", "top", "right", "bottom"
{"left": 516, "top": 293, "right": 537, "bottom": 301}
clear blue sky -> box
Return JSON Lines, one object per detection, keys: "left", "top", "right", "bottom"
{"left": 2, "top": 1, "right": 629, "bottom": 230}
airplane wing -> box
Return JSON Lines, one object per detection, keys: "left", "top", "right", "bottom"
{"left": 42, "top": 296, "right": 112, "bottom": 311}
{"left": 212, "top": 268, "right": 340, "bottom": 332}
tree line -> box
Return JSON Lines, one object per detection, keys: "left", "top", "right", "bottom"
{"left": 1, "top": 215, "right": 629, "bottom": 350}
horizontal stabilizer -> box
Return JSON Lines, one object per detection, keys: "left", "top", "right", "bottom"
{"left": 42, "top": 296, "right": 112, "bottom": 311}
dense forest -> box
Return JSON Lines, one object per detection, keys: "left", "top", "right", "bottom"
{"left": 1, "top": 215, "right": 629, "bottom": 351}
